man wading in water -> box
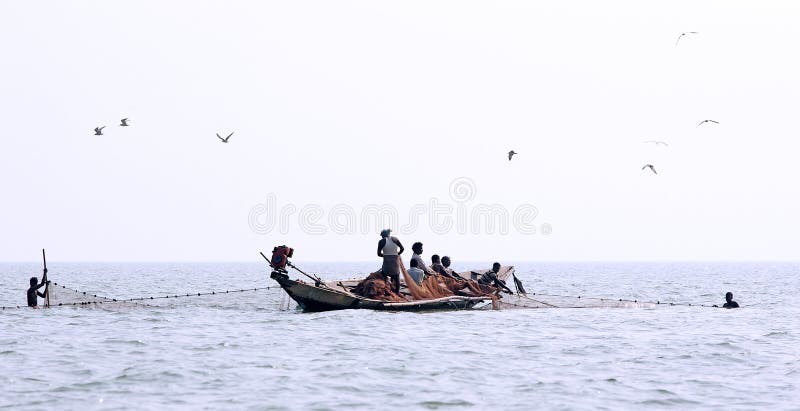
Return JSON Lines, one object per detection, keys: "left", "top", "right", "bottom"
{"left": 27, "top": 267, "right": 49, "bottom": 308}
{"left": 377, "top": 229, "right": 404, "bottom": 294}
{"left": 722, "top": 292, "right": 740, "bottom": 308}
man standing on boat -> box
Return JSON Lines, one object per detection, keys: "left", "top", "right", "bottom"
{"left": 377, "top": 229, "right": 404, "bottom": 294}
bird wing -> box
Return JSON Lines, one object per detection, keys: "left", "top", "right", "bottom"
{"left": 710, "top": 120, "right": 719, "bottom": 124}
{"left": 122, "top": 118, "right": 128, "bottom": 122}
{"left": 216, "top": 133, "right": 224, "bottom": 141}
{"left": 226, "top": 132, "right": 234, "bottom": 140}
{"left": 652, "top": 166, "right": 658, "bottom": 174}
{"left": 676, "top": 32, "right": 697, "bottom": 46}
{"left": 659, "top": 142, "right": 669, "bottom": 146}
{"left": 642, "top": 165, "right": 648, "bottom": 170}
{"left": 99, "top": 126, "right": 105, "bottom": 131}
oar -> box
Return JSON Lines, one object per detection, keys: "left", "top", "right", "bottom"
{"left": 42, "top": 249, "right": 50, "bottom": 307}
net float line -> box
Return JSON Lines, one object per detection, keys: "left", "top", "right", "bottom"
{"left": 2, "top": 283, "right": 276, "bottom": 310}
{"left": 518, "top": 292, "right": 722, "bottom": 308}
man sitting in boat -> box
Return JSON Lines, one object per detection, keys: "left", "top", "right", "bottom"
{"left": 427, "top": 257, "right": 493, "bottom": 296}
{"left": 478, "top": 262, "right": 513, "bottom": 294}
{"left": 430, "top": 254, "right": 454, "bottom": 278}
{"left": 407, "top": 258, "right": 425, "bottom": 285}
{"left": 410, "top": 242, "right": 433, "bottom": 274}
{"left": 441, "top": 256, "right": 466, "bottom": 280}
{"left": 377, "top": 229, "right": 404, "bottom": 294}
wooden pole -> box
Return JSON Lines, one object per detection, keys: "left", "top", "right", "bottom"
{"left": 42, "top": 249, "right": 50, "bottom": 307}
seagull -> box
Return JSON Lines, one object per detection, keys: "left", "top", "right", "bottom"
{"left": 676, "top": 31, "right": 699, "bottom": 46}
{"left": 94, "top": 126, "right": 105, "bottom": 136}
{"left": 120, "top": 118, "right": 130, "bottom": 127}
{"left": 217, "top": 132, "right": 234, "bottom": 143}
{"left": 642, "top": 164, "right": 657, "bottom": 175}
{"left": 508, "top": 150, "right": 517, "bottom": 161}
{"left": 644, "top": 140, "right": 669, "bottom": 147}
{"left": 697, "top": 119, "right": 719, "bottom": 127}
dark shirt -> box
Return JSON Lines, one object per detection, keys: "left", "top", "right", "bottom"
{"left": 722, "top": 301, "right": 739, "bottom": 309}
{"left": 431, "top": 262, "right": 452, "bottom": 278}
{"left": 27, "top": 285, "right": 45, "bottom": 307}
{"left": 478, "top": 269, "right": 511, "bottom": 292}
{"left": 478, "top": 270, "right": 499, "bottom": 286}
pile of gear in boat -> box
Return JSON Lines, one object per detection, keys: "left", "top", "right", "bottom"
{"left": 352, "top": 230, "right": 514, "bottom": 302}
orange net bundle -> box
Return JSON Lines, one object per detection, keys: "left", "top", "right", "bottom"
{"left": 351, "top": 257, "right": 503, "bottom": 303}
{"left": 399, "top": 257, "right": 455, "bottom": 299}
{"left": 351, "top": 271, "right": 405, "bottom": 302}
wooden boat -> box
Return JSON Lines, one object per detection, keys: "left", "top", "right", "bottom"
{"left": 269, "top": 265, "right": 515, "bottom": 312}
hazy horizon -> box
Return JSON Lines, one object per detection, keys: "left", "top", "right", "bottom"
{"left": 2, "top": 1, "right": 799, "bottom": 263}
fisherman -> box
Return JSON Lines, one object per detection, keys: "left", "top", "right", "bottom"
{"left": 407, "top": 258, "right": 425, "bottom": 285}
{"left": 478, "top": 262, "right": 513, "bottom": 294}
{"left": 722, "top": 291, "right": 740, "bottom": 309}
{"left": 377, "top": 229, "right": 404, "bottom": 294}
{"left": 410, "top": 242, "right": 432, "bottom": 274}
{"left": 441, "top": 256, "right": 465, "bottom": 280}
{"left": 27, "top": 268, "right": 49, "bottom": 308}
{"left": 430, "top": 254, "right": 453, "bottom": 278}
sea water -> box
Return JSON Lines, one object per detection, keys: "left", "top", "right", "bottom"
{"left": 1, "top": 262, "right": 798, "bottom": 410}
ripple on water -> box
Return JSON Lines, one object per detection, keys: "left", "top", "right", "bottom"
{"left": 103, "top": 338, "right": 146, "bottom": 346}
{"left": 417, "top": 400, "right": 475, "bottom": 409}
{"left": 2, "top": 262, "right": 800, "bottom": 410}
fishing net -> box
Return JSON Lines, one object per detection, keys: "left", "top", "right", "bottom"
{"left": 37, "top": 282, "right": 279, "bottom": 311}
{"left": 349, "top": 257, "right": 502, "bottom": 308}
{"left": 47, "top": 283, "right": 151, "bottom": 308}
{"left": 495, "top": 293, "right": 656, "bottom": 309}
{"left": 399, "top": 257, "right": 455, "bottom": 300}
{"left": 7, "top": 270, "right": 695, "bottom": 313}
{"left": 351, "top": 272, "right": 405, "bottom": 302}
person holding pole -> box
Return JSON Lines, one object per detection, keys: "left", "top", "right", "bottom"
{"left": 26, "top": 249, "right": 50, "bottom": 308}
{"left": 27, "top": 270, "right": 49, "bottom": 308}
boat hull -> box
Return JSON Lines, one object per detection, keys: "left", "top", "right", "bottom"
{"left": 271, "top": 271, "right": 490, "bottom": 312}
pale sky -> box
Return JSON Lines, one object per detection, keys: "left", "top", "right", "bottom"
{"left": 1, "top": 1, "right": 799, "bottom": 262}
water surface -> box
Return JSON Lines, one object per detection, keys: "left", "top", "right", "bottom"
{"left": 1, "top": 262, "right": 798, "bottom": 410}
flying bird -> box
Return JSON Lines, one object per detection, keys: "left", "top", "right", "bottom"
{"left": 676, "top": 31, "right": 699, "bottom": 46}
{"left": 644, "top": 140, "right": 669, "bottom": 147}
{"left": 697, "top": 119, "right": 719, "bottom": 127}
{"left": 508, "top": 150, "right": 517, "bottom": 161}
{"left": 642, "top": 164, "right": 657, "bottom": 175}
{"left": 217, "top": 132, "right": 234, "bottom": 143}
{"left": 94, "top": 126, "right": 105, "bottom": 136}
{"left": 120, "top": 118, "right": 130, "bottom": 127}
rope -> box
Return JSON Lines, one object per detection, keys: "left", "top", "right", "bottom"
{"left": 517, "top": 292, "right": 721, "bottom": 308}
{"left": 1, "top": 283, "right": 725, "bottom": 311}
{"left": 1, "top": 283, "right": 276, "bottom": 310}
